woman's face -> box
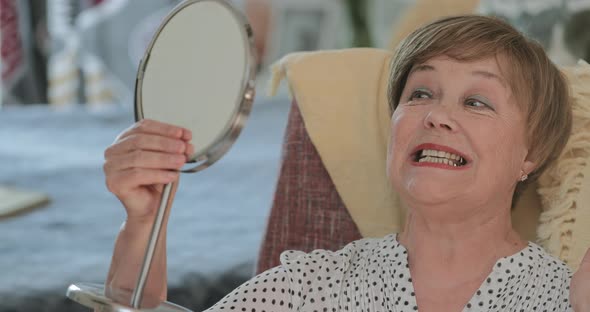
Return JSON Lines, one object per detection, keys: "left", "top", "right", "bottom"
{"left": 387, "top": 55, "right": 536, "bottom": 213}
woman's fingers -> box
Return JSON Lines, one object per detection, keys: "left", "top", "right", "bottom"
{"left": 102, "top": 120, "right": 191, "bottom": 222}
{"left": 105, "top": 133, "right": 194, "bottom": 159}
{"left": 117, "top": 119, "right": 192, "bottom": 142}
{"left": 106, "top": 119, "right": 194, "bottom": 162}
{"left": 104, "top": 150, "right": 187, "bottom": 173}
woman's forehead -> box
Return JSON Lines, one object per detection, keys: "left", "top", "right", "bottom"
{"left": 408, "top": 55, "right": 513, "bottom": 89}
{"left": 411, "top": 55, "right": 505, "bottom": 77}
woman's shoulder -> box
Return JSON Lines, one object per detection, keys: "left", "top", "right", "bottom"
{"left": 507, "top": 242, "right": 574, "bottom": 310}
{"left": 527, "top": 242, "right": 573, "bottom": 276}
{"left": 279, "top": 233, "right": 402, "bottom": 272}
{"left": 276, "top": 234, "right": 402, "bottom": 308}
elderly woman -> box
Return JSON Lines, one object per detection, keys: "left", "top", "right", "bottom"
{"left": 102, "top": 15, "right": 590, "bottom": 311}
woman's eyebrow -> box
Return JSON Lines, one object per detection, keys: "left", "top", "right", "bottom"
{"left": 472, "top": 70, "right": 507, "bottom": 88}
{"left": 410, "top": 64, "right": 435, "bottom": 74}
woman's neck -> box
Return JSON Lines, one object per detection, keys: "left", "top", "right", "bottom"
{"left": 397, "top": 203, "right": 527, "bottom": 288}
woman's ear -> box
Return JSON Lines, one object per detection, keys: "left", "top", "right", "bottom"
{"left": 520, "top": 144, "right": 537, "bottom": 176}
{"left": 522, "top": 158, "right": 536, "bottom": 176}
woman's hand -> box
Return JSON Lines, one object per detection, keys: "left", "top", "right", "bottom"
{"left": 103, "top": 119, "right": 194, "bottom": 304}
{"left": 571, "top": 248, "right": 590, "bottom": 311}
{"left": 103, "top": 119, "right": 193, "bottom": 223}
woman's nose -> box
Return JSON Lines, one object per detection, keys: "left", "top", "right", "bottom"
{"left": 423, "top": 103, "right": 457, "bottom": 132}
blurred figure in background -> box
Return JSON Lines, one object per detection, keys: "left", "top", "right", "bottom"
{"left": 237, "top": 0, "right": 271, "bottom": 68}
{"left": 1, "top": 0, "right": 48, "bottom": 105}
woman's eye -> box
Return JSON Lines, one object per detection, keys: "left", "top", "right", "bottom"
{"left": 409, "top": 89, "right": 431, "bottom": 100}
{"left": 465, "top": 98, "right": 493, "bottom": 110}
{"left": 466, "top": 99, "right": 485, "bottom": 107}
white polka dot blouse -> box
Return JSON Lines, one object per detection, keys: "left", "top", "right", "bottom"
{"left": 205, "top": 234, "right": 573, "bottom": 311}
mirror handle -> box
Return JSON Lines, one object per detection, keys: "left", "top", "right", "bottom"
{"left": 130, "top": 181, "right": 176, "bottom": 308}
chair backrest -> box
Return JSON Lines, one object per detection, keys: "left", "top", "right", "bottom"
{"left": 256, "top": 100, "right": 362, "bottom": 273}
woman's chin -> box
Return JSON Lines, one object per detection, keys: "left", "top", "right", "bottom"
{"left": 401, "top": 178, "right": 466, "bottom": 205}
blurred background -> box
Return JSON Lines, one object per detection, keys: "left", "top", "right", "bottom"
{"left": 1, "top": 0, "right": 589, "bottom": 311}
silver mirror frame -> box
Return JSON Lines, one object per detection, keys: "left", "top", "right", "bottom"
{"left": 134, "top": 0, "right": 257, "bottom": 174}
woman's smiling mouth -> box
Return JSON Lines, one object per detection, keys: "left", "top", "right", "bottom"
{"left": 410, "top": 143, "right": 471, "bottom": 169}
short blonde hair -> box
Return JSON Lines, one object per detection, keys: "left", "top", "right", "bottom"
{"left": 387, "top": 15, "right": 572, "bottom": 201}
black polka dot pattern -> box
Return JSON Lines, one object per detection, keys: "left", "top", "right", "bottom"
{"left": 205, "top": 234, "right": 573, "bottom": 311}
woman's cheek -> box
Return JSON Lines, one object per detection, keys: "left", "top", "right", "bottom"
{"left": 388, "top": 110, "right": 415, "bottom": 180}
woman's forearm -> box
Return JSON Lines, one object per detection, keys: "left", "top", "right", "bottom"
{"left": 105, "top": 219, "right": 169, "bottom": 307}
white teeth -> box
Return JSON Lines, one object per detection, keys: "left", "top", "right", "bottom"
{"left": 417, "top": 149, "right": 466, "bottom": 166}
{"left": 418, "top": 156, "right": 429, "bottom": 163}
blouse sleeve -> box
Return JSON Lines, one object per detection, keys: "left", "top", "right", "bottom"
{"left": 203, "top": 246, "right": 354, "bottom": 312}
{"left": 545, "top": 261, "right": 574, "bottom": 312}
{"left": 203, "top": 265, "right": 294, "bottom": 312}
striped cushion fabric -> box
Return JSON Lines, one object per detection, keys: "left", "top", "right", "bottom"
{"left": 256, "top": 100, "right": 362, "bottom": 274}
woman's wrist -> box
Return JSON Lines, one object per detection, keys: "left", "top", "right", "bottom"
{"left": 119, "top": 217, "right": 169, "bottom": 250}
{"left": 124, "top": 217, "right": 155, "bottom": 230}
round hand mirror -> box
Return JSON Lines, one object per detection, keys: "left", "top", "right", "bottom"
{"left": 66, "top": 0, "right": 256, "bottom": 311}
{"left": 136, "top": 0, "right": 256, "bottom": 172}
